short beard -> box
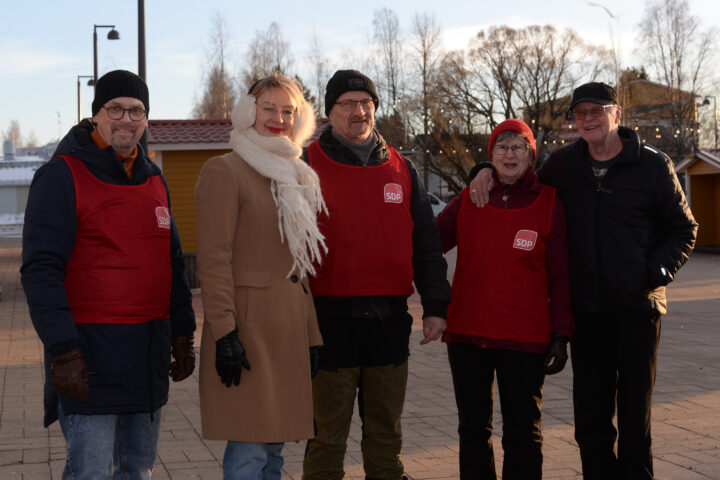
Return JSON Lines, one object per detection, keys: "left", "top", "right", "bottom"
{"left": 111, "top": 126, "right": 139, "bottom": 156}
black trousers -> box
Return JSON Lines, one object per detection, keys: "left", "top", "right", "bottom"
{"left": 571, "top": 312, "right": 661, "bottom": 480}
{"left": 447, "top": 342, "right": 545, "bottom": 480}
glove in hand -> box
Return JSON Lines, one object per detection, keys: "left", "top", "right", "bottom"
{"left": 52, "top": 348, "right": 90, "bottom": 401}
{"left": 310, "top": 346, "right": 320, "bottom": 378}
{"left": 170, "top": 335, "right": 196, "bottom": 382}
{"left": 544, "top": 334, "right": 569, "bottom": 375}
{"left": 216, "top": 329, "right": 251, "bottom": 387}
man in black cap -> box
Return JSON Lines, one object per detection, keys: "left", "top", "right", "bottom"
{"left": 302, "top": 70, "right": 451, "bottom": 480}
{"left": 21, "top": 69, "right": 196, "bottom": 479}
{"left": 469, "top": 82, "right": 697, "bottom": 479}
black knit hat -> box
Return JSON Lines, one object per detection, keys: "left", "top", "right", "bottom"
{"left": 92, "top": 70, "right": 149, "bottom": 116}
{"left": 325, "top": 70, "right": 379, "bottom": 116}
{"left": 569, "top": 82, "right": 617, "bottom": 111}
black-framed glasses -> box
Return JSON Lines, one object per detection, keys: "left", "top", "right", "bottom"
{"left": 102, "top": 105, "right": 147, "bottom": 121}
{"left": 568, "top": 104, "right": 614, "bottom": 121}
{"left": 336, "top": 99, "right": 374, "bottom": 112}
{"left": 493, "top": 144, "right": 531, "bottom": 155}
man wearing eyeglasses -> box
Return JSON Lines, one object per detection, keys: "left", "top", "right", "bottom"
{"left": 469, "top": 82, "right": 697, "bottom": 479}
{"left": 21, "top": 69, "right": 196, "bottom": 479}
{"left": 303, "top": 70, "right": 451, "bottom": 480}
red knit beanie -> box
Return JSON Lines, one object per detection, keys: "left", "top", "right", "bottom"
{"left": 488, "top": 119, "right": 536, "bottom": 162}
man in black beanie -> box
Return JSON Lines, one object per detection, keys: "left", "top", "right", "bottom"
{"left": 303, "top": 70, "right": 451, "bottom": 480}
{"left": 21, "top": 69, "right": 196, "bottom": 479}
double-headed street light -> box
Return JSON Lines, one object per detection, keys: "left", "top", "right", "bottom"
{"left": 77, "top": 75, "right": 94, "bottom": 122}
{"left": 91, "top": 24, "right": 121, "bottom": 89}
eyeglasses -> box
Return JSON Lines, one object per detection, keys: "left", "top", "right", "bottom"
{"left": 493, "top": 144, "right": 531, "bottom": 155}
{"left": 569, "top": 104, "right": 614, "bottom": 121}
{"left": 102, "top": 105, "right": 147, "bottom": 121}
{"left": 336, "top": 99, "right": 374, "bottom": 112}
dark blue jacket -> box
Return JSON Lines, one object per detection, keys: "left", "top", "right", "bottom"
{"left": 21, "top": 120, "right": 196, "bottom": 426}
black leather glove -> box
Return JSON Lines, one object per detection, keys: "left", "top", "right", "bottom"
{"left": 543, "top": 334, "right": 569, "bottom": 375}
{"left": 170, "top": 335, "right": 196, "bottom": 382}
{"left": 310, "top": 346, "right": 320, "bottom": 378}
{"left": 52, "top": 348, "right": 90, "bottom": 401}
{"left": 215, "top": 328, "right": 251, "bottom": 387}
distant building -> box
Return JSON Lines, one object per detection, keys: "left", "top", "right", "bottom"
{"left": 0, "top": 140, "right": 48, "bottom": 216}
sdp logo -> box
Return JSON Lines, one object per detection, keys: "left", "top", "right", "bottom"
{"left": 513, "top": 229, "right": 538, "bottom": 251}
{"left": 155, "top": 206, "right": 171, "bottom": 230}
{"left": 384, "top": 183, "right": 403, "bottom": 204}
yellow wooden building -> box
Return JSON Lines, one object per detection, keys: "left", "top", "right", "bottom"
{"left": 675, "top": 148, "right": 720, "bottom": 248}
{"left": 148, "top": 119, "right": 232, "bottom": 286}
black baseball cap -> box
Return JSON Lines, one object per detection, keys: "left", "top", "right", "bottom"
{"left": 569, "top": 82, "right": 617, "bottom": 111}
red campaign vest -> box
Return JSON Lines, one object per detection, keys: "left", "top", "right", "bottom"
{"left": 61, "top": 155, "right": 172, "bottom": 324}
{"left": 308, "top": 142, "right": 415, "bottom": 296}
{"left": 447, "top": 185, "right": 556, "bottom": 344}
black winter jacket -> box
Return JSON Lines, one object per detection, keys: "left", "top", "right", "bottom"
{"left": 21, "top": 120, "right": 196, "bottom": 426}
{"left": 539, "top": 126, "right": 697, "bottom": 317}
{"left": 305, "top": 127, "right": 452, "bottom": 320}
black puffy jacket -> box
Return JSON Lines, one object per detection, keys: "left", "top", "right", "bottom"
{"left": 539, "top": 127, "right": 697, "bottom": 317}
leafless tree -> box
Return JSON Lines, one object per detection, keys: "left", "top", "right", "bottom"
{"left": 638, "top": 0, "right": 717, "bottom": 160}
{"left": 513, "top": 26, "right": 590, "bottom": 157}
{"left": 25, "top": 130, "right": 39, "bottom": 148}
{"left": 470, "top": 26, "right": 524, "bottom": 120}
{"left": 3, "top": 120, "right": 22, "bottom": 147}
{"left": 406, "top": 12, "right": 443, "bottom": 187}
{"left": 372, "top": 8, "right": 404, "bottom": 117}
{"left": 413, "top": 50, "right": 492, "bottom": 192}
{"left": 306, "top": 30, "right": 329, "bottom": 115}
{"left": 192, "top": 13, "right": 237, "bottom": 119}
{"left": 243, "top": 22, "right": 294, "bottom": 89}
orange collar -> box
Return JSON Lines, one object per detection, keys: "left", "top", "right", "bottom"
{"left": 91, "top": 128, "right": 137, "bottom": 178}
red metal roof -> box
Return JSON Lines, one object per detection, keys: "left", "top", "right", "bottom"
{"left": 148, "top": 119, "right": 232, "bottom": 144}
{"left": 148, "top": 117, "right": 331, "bottom": 146}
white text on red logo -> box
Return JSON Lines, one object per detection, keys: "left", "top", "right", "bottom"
{"left": 384, "top": 183, "right": 403, "bottom": 204}
{"left": 155, "top": 206, "right": 171, "bottom": 230}
{"left": 513, "top": 230, "right": 538, "bottom": 251}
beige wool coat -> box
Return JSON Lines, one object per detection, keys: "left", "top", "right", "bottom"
{"left": 195, "top": 151, "right": 322, "bottom": 442}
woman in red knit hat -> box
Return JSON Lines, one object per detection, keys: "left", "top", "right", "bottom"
{"left": 436, "top": 119, "right": 574, "bottom": 480}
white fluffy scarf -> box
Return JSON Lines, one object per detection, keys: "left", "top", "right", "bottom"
{"left": 230, "top": 94, "right": 327, "bottom": 279}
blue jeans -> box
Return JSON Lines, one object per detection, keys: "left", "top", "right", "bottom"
{"left": 57, "top": 403, "right": 161, "bottom": 480}
{"left": 223, "top": 442, "right": 284, "bottom": 480}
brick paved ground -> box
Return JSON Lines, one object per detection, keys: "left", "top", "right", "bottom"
{"left": 1, "top": 235, "right": 719, "bottom": 479}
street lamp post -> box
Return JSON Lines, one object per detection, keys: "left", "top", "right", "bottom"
{"left": 703, "top": 96, "right": 718, "bottom": 149}
{"left": 77, "top": 75, "right": 94, "bottom": 123}
{"left": 91, "top": 24, "right": 121, "bottom": 90}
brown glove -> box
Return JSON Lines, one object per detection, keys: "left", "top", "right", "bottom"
{"left": 170, "top": 335, "right": 196, "bottom": 382}
{"left": 51, "top": 348, "right": 89, "bottom": 401}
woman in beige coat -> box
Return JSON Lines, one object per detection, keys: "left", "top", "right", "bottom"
{"left": 195, "top": 73, "right": 326, "bottom": 480}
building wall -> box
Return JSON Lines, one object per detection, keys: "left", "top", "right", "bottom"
{"left": 689, "top": 173, "right": 720, "bottom": 247}
{"left": 16, "top": 186, "right": 29, "bottom": 215}
{"left": 158, "top": 148, "right": 231, "bottom": 253}
{"left": 0, "top": 188, "right": 18, "bottom": 214}
{"left": 0, "top": 186, "right": 29, "bottom": 214}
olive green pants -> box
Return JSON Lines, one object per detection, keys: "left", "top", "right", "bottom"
{"left": 303, "top": 362, "right": 409, "bottom": 480}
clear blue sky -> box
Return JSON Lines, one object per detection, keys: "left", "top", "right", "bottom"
{"left": 1, "top": 0, "right": 718, "bottom": 146}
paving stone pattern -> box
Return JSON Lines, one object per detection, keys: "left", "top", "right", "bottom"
{"left": 0, "top": 236, "right": 719, "bottom": 479}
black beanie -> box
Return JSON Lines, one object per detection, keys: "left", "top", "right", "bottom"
{"left": 92, "top": 70, "right": 149, "bottom": 116}
{"left": 324, "top": 70, "right": 379, "bottom": 116}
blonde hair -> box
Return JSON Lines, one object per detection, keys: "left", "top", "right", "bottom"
{"left": 249, "top": 72, "right": 306, "bottom": 112}
{"left": 244, "top": 73, "right": 315, "bottom": 146}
